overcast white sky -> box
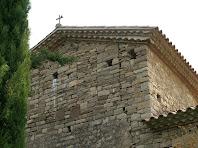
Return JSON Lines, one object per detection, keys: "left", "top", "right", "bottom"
{"left": 28, "top": 0, "right": 198, "bottom": 72}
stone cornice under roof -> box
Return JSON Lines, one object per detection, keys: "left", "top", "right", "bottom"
{"left": 31, "top": 26, "right": 198, "bottom": 100}
{"left": 143, "top": 105, "right": 198, "bottom": 131}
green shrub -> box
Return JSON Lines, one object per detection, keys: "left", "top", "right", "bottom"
{"left": 31, "top": 48, "right": 76, "bottom": 69}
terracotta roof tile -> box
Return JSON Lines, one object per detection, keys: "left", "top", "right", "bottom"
{"left": 143, "top": 105, "right": 198, "bottom": 131}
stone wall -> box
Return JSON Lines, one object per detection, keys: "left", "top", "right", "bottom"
{"left": 27, "top": 41, "right": 153, "bottom": 147}
{"left": 27, "top": 40, "right": 197, "bottom": 148}
{"left": 147, "top": 48, "right": 197, "bottom": 116}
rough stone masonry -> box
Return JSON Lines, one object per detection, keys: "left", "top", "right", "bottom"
{"left": 27, "top": 27, "right": 198, "bottom": 148}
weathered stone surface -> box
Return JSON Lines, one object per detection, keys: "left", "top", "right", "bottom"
{"left": 141, "top": 82, "right": 150, "bottom": 91}
{"left": 70, "top": 105, "right": 80, "bottom": 117}
{"left": 98, "top": 90, "right": 110, "bottom": 96}
{"left": 80, "top": 102, "right": 87, "bottom": 110}
{"left": 69, "top": 80, "right": 78, "bottom": 87}
{"left": 58, "top": 65, "right": 69, "bottom": 73}
{"left": 56, "top": 108, "right": 65, "bottom": 120}
{"left": 148, "top": 50, "right": 197, "bottom": 115}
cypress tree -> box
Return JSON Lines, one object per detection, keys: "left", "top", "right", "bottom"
{"left": 0, "top": 0, "right": 31, "bottom": 147}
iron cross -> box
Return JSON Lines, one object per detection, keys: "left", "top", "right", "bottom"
{"left": 56, "top": 15, "right": 63, "bottom": 24}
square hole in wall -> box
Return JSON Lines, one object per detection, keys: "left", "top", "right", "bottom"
{"left": 53, "top": 72, "right": 58, "bottom": 79}
{"left": 157, "top": 94, "right": 162, "bottom": 103}
{"left": 123, "top": 107, "right": 127, "bottom": 114}
{"left": 67, "top": 72, "right": 72, "bottom": 78}
{"left": 106, "top": 59, "right": 113, "bottom": 67}
{"left": 128, "top": 49, "right": 136, "bottom": 59}
{"left": 68, "top": 126, "right": 71, "bottom": 132}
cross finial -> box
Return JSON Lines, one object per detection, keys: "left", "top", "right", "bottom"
{"left": 56, "top": 15, "right": 63, "bottom": 24}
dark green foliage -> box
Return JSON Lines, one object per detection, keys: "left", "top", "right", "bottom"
{"left": 0, "top": 0, "right": 31, "bottom": 147}
{"left": 31, "top": 48, "right": 76, "bottom": 69}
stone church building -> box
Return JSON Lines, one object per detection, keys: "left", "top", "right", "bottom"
{"left": 27, "top": 26, "right": 198, "bottom": 148}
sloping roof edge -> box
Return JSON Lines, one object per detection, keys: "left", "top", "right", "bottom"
{"left": 30, "top": 26, "right": 198, "bottom": 99}
{"left": 31, "top": 26, "right": 156, "bottom": 51}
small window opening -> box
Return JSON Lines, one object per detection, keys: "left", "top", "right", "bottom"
{"left": 119, "top": 62, "right": 122, "bottom": 68}
{"left": 157, "top": 94, "right": 161, "bottom": 103}
{"left": 53, "top": 72, "right": 58, "bottom": 79}
{"left": 128, "top": 50, "right": 136, "bottom": 59}
{"left": 68, "top": 126, "right": 71, "bottom": 132}
{"left": 123, "top": 107, "right": 127, "bottom": 114}
{"left": 106, "top": 59, "right": 113, "bottom": 67}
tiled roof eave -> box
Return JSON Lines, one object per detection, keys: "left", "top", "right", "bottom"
{"left": 143, "top": 105, "right": 198, "bottom": 132}
{"left": 31, "top": 27, "right": 155, "bottom": 51}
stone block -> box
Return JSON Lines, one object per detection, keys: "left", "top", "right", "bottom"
{"left": 97, "top": 62, "right": 108, "bottom": 69}
{"left": 114, "top": 108, "right": 123, "bottom": 115}
{"left": 141, "top": 82, "right": 149, "bottom": 91}
{"left": 89, "top": 90, "right": 97, "bottom": 96}
{"left": 69, "top": 80, "right": 78, "bottom": 87}
{"left": 30, "top": 114, "right": 38, "bottom": 119}
{"left": 105, "top": 110, "right": 114, "bottom": 117}
{"left": 117, "top": 113, "right": 127, "bottom": 119}
{"left": 103, "top": 117, "right": 109, "bottom": 124}
{"left": 98, "top": 90, "right": 109, "bottom": 96}
{"left": 70, "top": 105, "right": 80, "bottom": 117}
{"left": 131, "top": 114, "right": 140, "bottom": 120}
{"left": 54, "top": 124, "right": 64, "bottom": 129}
{"left": 56, "top": 108, "right": 65, "bottom": 120}
{"left": 58, "top": 65, "right": 69, "bottom": 73}
{"left": 104, "top": 102, "right": 113, "bottom": 108}
{"left": 35, "top": 134, "right": 43, "bottom": 140}
{"left": 134, "top": 45, "right": 147, "bottom": 52}
{"left": 90, "top": 119, "right": 101, "bottom": 126}
{"left": 134, "top": 67, "right": 149, "bottom": 74}
{"left": 112, "top": 58, "right": 119, "bottom": 65}
{"left": 29, "top": 99, "right": 39, "bottom": 105}
{"left": 131, "top": 121, "right": 139, "bottom": 128}
{"left": 132, "top": 77, "right": 149, "bottom": 85}
{"left": 141, "top": 113, "right": 152, "bottom": 119}
{"left": 121, "top": 82, "right": 131, "bottom": 88}
{"left": 30, "top": 135, "right": 34, "bottom": 141}
{"left": 121, "top": 61, "right": 129, "bottom": 68}
{"left": 80, "top": 102, "right": 87, "bottom": 110}
{"left": 31, "top": 69, "right": 39, "bottom": 76}
{"left": 76, "top": 118, "right": 86, "bottom": 124}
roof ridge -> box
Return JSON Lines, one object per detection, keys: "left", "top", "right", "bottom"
{"left": 58, "top": 25, "right": 158, "bottom": 29}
